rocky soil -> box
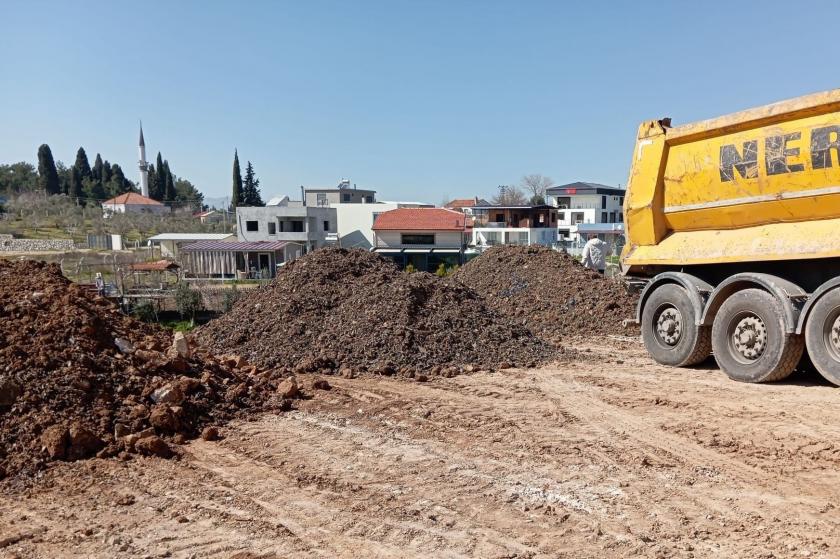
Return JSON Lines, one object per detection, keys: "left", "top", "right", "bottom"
{"left": 4, "top": 340, "right": 840, "bottom": 558}
{"left": 455, "top": 245, "right": 639, "bottom": 341}
{"left": 195, "top": 248, "right": 560, "bottom": 375}
{"left": 0, "top": 260, "right": 295, "bottom": 480}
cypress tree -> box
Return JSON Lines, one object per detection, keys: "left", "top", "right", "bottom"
{"left": 154, "top": 152, "right": 166, "bottom": 200}
{"left": 147, "top": 163, "right": 157, "bottom": 198}
{"left": 102, "top": 160, "right": 112, "bottom": 184}
{"left": 231, "top": 149, "right": 243, "bottom": 209}
{"left": 36, "top": 144, "right": 61, "bottom": 195}
{"left": 163, "top": 160, "right": 175, "bottom": 201}
{"left": 92, "top": 153, "right": 104, "bottom": 182}
{"left": 69, "top": 165, "right": 83, "bottom": 203}
{"left": 110, "top": 164, "right": 130, "bottom": 193}
{"left": 242, "top": 161, "right": 264, "bottom": 206}
{"left": 74, "top": 147, "right": 91, "bottom": 181}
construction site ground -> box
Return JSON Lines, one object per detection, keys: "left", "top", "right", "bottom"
{"left": 3, "top": 337, "right": 839, "bottom": 559}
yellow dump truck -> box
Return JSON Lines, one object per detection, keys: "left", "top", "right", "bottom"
{"left": 622, "top": 89, "right": 840, "bottom": 385}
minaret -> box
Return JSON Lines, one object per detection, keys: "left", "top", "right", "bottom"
{"left": 138, "top": 123, "right": 149, "bottom": 197}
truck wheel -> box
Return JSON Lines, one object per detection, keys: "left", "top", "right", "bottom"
{"left": 711, "top": 289, "right": 803, "bottom": 383}
{"left": 804, "top": 288, "right": 840, "bottom": 386}
{"left": 641, "top": 283, "right": 711, "bottom": 366}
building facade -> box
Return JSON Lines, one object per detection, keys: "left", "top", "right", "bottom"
{"left": 545, "top": 182, "right": 625, "bottom": 243}
{"left": 304, "top": 179, "right": 376, "bottom": 206}
{"left": 471, "top": 205, "right": 558, "bottom": 248}
{"left": 445, "top": 197, "right": 491, "bottom": 216}
{"left": 371, "top": 208, "right": 470, "bottom": 272}
{"left": 102, "top": 192, "right": 170, "bottom": 216}
{"left": 235, "top": 201, "right": 336, "bottom": 258}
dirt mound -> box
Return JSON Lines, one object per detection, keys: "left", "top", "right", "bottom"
{"left": 0, "top": 260, "right": 289, "bottom": 480}
{"left": 194, "top": 248, "right": 559, "bottom": 373}
{"left": 454, "top": 246, "right": 638, "bottom": 341}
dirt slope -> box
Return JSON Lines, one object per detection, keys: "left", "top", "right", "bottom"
{"left": 0, "top": 260, "right": 286, "bottom": 479}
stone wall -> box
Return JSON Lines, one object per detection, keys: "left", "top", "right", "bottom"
{"left": 0, "top": 234, "right": 76, "bottom": 252}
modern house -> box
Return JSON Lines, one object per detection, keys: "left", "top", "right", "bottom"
{"left": 445, "top": 197, "right": 491, "bottom": 215}
{"left": 179, "top": 240, "right": 292, "bottom": 279}
{"left": 335, "top": 201, "right": 434, "bottom": 249}
{"left": 371, "top": 208, "right": 471, "bottom": 272}
{"left": 146, "top": 233, "right": 235, "bottom": 260}
{"left": 471, "top": 204, "right": 558, "bottom": 248}
{"left": 304, "top": 179, "right": 376, "bottom": 206}
{"left": 102, "top": 192, "right": 170, "bottom": 217}
{"left": 235, "top": 197, "right": 336, "bottom": 257}
{"left": 545, "top": 182, "right": 625, "bottom": 243}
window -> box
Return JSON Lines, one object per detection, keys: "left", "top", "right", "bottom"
{"left": 609, "top": 212, "right": 616, "bottom": 223}
{"left": 291, "top": 220, "right": 304, "bottom": 232}
{"left": 342, "top": 193, "right": 351, "bottom": 202}
{"left": 401, "top": 234, "right": 435, "bottom": 245}
{"left": 618, "top": 213, "right": 624, "bottom": 223}
{"left": 267, "top": 222, "right": 276, "bottom": 235}
{"left": 550, "top": 212, "right": 556, "bottom": 223}
{"left": 601, "top": 212, "right": 608, "bottom": 222}
{"left": 323, "top": 220, "right": 330, "bottom": 231}
{"left": 558, "top": 211, "right": 565, "bottom": 221}
{"left": 601, "top": 196, "right": 607, "bottom": 209}
{"left": 365, "top": 195, "right": 374, "bottom": 203}
{"left": 246, "top": 220, "right": 258, "bottom": 232}
{"left": 316, "top": 192, "right": 328, "bottom": 206}
{"left": 372, "top": 212, "right": 382, "bottom": 225}
{"left": 494, "top": 213, "right": 504, "bottom": 222}
{"left": 619, "top": 196, "right": 624, "bottom": 206}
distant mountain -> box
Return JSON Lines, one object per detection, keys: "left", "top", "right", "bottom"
{"left": 203, "top": 196, "right": 230, "bottom": 210}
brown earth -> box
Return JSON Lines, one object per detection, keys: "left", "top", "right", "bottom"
{"left": 195, "top": 248, "right": 561, "bottom": 373}
{"left": 0, "top": 260, "right": 292, "bottom": 480}
{"left": 455, "top": 245, "right": 639, "bottom": 341}
{"left": 3, "top": 338, "right": 839, "bottom": 558}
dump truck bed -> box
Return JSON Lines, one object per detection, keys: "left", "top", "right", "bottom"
{"left": 622, "top": 89, "right": 840, "bottom": 274}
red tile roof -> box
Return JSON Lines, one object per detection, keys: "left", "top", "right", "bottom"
{"left": 102, "top": 192, "right": 164, "bottom": 206}
{"left": 446, "top": 198, "right": 478, "bottom": 209}
{"left": 372, "top": 208, "right": 469, "bottom": 231}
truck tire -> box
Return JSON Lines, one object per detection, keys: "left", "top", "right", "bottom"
{"left": 711, "top": 288, "right": 803, "bottom": 383}
{"left": 804, "top": 288, "right": 840, "bottom": 386}
{"left": 641, "top": 283, "right": 711, "bottom": 366}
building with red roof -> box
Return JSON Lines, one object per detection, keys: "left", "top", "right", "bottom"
{"left": 445, "top": 197, "right": 492, "bottom": 215}
{"left": 371, "top": 208, "right": 471, "bottom": 272}
{"left": 102, "top": 192, "right": 170, "bottom": 216}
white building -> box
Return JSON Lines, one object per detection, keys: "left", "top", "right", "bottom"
{"left": 147, "top": 232, "right": 235, "bottom": 259}
{"left": 545, "top": 182, "right": 625, "bottom": 243}
{"left": 335, "top": 201, "right": 433, "bottom": 249}
{"left": 371, "top": 207, "right": 470, "bottom": 272}
{"left": 102, "top": 192, "right": 170, "bottom": 217}
{"left": 471, "top": 204, "right": 558, "bottom": 248}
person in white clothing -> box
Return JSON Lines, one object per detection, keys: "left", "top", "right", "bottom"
{"left": 581, "top": 234, "right": 611, "bottom": 275}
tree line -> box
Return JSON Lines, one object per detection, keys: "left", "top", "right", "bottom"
{"left": 1, "top": 144, "right": 205, "bottom": 211}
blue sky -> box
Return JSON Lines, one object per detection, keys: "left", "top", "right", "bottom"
{"left": 2, "top": 0, "right": 839, "bottom": 203}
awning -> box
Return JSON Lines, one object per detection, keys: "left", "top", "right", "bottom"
{"left": 403, "top": 248, "right": 433, "bottom": 253}
{"left": 371, "top": 248, "right": 403, "bottom": 254}
{"left": 431, "top": 248, "right": 461, "bottom": 253}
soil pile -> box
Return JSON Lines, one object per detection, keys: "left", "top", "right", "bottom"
{"left": 0, "top": 260, "right": 289, "bottom": 479}
{"left": 195, "top": 248, "right": 558, "bottom": 373}
{"left": 454, "top": 246, "right": 638, "bottom": 341}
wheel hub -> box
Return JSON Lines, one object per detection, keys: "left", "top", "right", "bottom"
{"left": 732, "top": 315, "right": 767, "bottom": 360}
{"left": 656, "top": 308, "right": 682, "bottom": 346}
{"left": 830, "top": 315, "right": 840, "bottom": 353}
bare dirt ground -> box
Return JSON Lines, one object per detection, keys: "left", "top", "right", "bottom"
{"left": 3, "top": 338, "right": 840, "bottom": 558}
